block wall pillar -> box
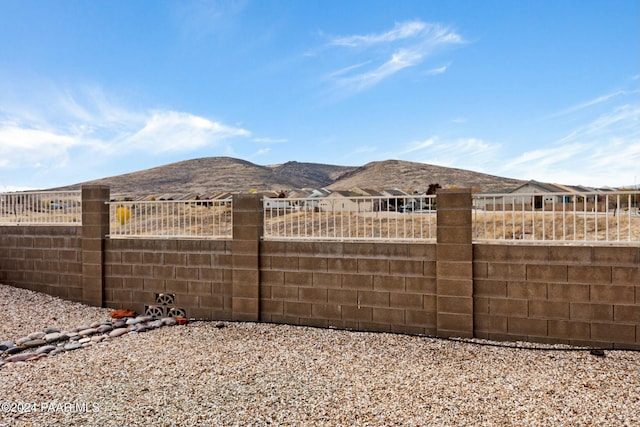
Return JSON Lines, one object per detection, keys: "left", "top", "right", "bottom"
{"left": 81, "top": 185, "right": 110, "bottom": 307}
{"left": 436, "top": 188, "right": 473, "bottom": 338}
{"left": 231, "top": 194, "right": 263, "bottom": 321}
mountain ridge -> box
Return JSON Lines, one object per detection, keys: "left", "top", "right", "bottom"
{"left": 54, "top": 156, "right": 525, "bottom": 197}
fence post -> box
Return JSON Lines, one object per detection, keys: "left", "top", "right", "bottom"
{"left": 436, "top": 188, "right": 473, "bottom": 338}
{"left": 231, "top": 194, "right": 263, "bottom": 321}
{"left": 81, "top": 185, "right": 110, "bottom": 307}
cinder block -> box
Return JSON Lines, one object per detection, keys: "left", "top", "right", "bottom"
{"left": 487, "top": 263, "right": 526, "bottom": 281}
{"left": 475, "top": 280, "right": 507, "bottom": 297}
{"left": 389, "top": 293, "right": 422, "bottom": 309}
{"left": 591, "top": 322, "right": 636, "bottom": 344}
{"left": 570, "top": 303, "right": 613, "bottom": 321}
{"left": 372, "top": 307, "right": 404, "bottom": 324}
{"left": 188, "top": 253, "right": 212, "bottom": 267}
{"left": 313, "top": 272, "right": 342, "bottom": 288}
{"left": 153, "top": 265, "right": 175, "bottom": 280}
{"left": 548, "top": 320, "right": 590, "bottom": 340}
{"left": 341, "top": 305, "right": 372, "bottom": 321}
{"left": 357, "top": 258, "right": 389, "bottom": 274}
{"left": 328, "top": 288, "right": 357, "bottom": 305}
{"left": 232, "top": 254, "right": 259, "bottom": 270}
{"left": 612, "top": 267, "right": 640, "bottom": 286}
{"left": 437, "top": 313, "right": 473, "bottom": 336}
{"left": 528, "top": 300, "right": 570, "bottom": 319}
{"left": 312, "top": 303, "right": 341, "bottom": 319}
{"left": 474, "top": 313, "right": 507, "bottom": 333}
{"left": 549, "top": 246, "right": 592, "bottom": 263}
{"left": 132, "top": 264, "right": 154, "bottom": 278}
{"left": 507, "top": 281, "right": 547, "bottom": 299}
{"left": 164, "top": 252, "right": 187, "bottom": 266}
{"left": 613, "top": 305, "right": 640, "bottom": 323}
{"left": 547, "top": 283, "right": 589, "bottom": 302}
{"left": 271, "top": 285, "right": 299, "bottom": 300}
{"left": 299, "top": 287, "right": 327, "bottom": 303}
{"left": 526, "top": 264, "right": 567, "bottom": 282}
{"left": 271, "top": 255, "right": 299, "bottom": 271}
{"left": 568, "top": 265, "right": 611, "bottom": 284}
{"left": 260, "top": 270, "right": 284, "bottom": 286}
{"left": 590, "top": 285, "right": 635, "bottom": 304}
{"left": 299, "top": 256, "right": 328, "bottom": 272}
{"left": 233, "top": 282, "right": 259, "bottom": 299}
{"left": 284, "top": 301, "right": 312, "bottom": 317}
{"left": 406, "top": 277, "right": 436, "bottom": 294}
{"left": 438, "top": 296, "right": 473, "bottom": 314}
{"left": 489, "top": 298, "right": 528, "bottom": 317}
{"left": 507, "top": 245, "right": 549, "bottom": 262}
{"left": 260, "top": 299, "right": 283, "bottom": 315}
{"left": 357, "top": 290, "right": 389, "bottom": 307}
{"left": 341, "top": 274, "right": 373, "bottom": 290}
{"left": 507, "top": 317, "right": 547, "bottom": 337}
{"left": 232, "top": 298, "right": 259, "bottom": 320}
{"left": 592, "top": 246, "right": 638, "bottom": 264}
{"left": 188, "top": 281, "right": 213, "bottom": 295}
{"left": 437, "top": 261, "right": 473, "bottom": 280}
{"left": 285, "top": 271, "right": 312, "bottom": 286}
{"left": 374, "top": 275, "right": 404, "bottom": 292}
{"left": 437, "top": 278, "right": 473, "bottom": 297}
{"left": 175, "top": 266, "right": 198, "bottom": 281}
{"left": 388, "top": 259, "right": 423, "bottom": 277}
{"left": 474, "top": 296, "right": 489, "bottom": 314}
{"left": 405, "top": 310, "right": 437, "bottom": 329}
{"left": 143, "top": 252, "right": 164, "bottom": 265}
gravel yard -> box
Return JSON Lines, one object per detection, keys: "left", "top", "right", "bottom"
{"left": 1, "top": 283, "right": 639, "bottom": 426}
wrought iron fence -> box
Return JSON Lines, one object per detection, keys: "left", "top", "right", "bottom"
{"left": 263, "top": 195, "right": 437, "bottom": 241}
{"left": 473, "top": 191, "right": 640, "bottom": 244}
{"left": 108, "top": 199, "right": 233, "bottom": 239}
{"left": 0, "top": 191, "right": 82, "bottom": 225}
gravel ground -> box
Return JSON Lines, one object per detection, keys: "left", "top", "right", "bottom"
{"left": 1, "top": 283, "right": 639, "bottom": 426}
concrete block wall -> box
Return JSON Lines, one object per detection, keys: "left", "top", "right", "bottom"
{"left": 260, "top": 241, "right": 437, "bottom": 335}
{"left": 1, "top": 185, "right": 638, "bottom": 348}
{"left": 104, "top": 239, "right": 233, "bottom": 319}
{"left": 0, "top": 226, "right": 83, "bottom": 301}
{"left": 474, "top": 244, "right": 640, "bottom": 349}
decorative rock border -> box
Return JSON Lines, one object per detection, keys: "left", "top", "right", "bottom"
{"left": 0, "top": 314, "right": 185, "bottom": 368}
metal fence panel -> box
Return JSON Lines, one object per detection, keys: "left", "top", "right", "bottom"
{"left": 264, "top": 195, "right": 437, "bottom": 241}
{"left": 473, "top": 191, "right": 640, "bottom": 244}
{"left": 0, "top": 191, "right": 82, "bottom": 225}
{"left": 108, "top": 199, "right": 233, "bottom": 239}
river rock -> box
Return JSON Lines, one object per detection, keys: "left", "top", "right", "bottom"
{"left": 5, "top": 352, "right": 38, "bottom": 363}
{"left": 44, "top": 332, "right": 63, "bottom": 343}
{"left": 109, "top": 327, "right": 129, "bottom": 338}
{"left": 16, "top": 336, "right": 33, "bottom": 345}
{"left": 78, "top": 337, "right": 91, "bottom": 344}
{"left": 5, "top": 346, "right": 23, "bottom": 355}
{"left": 0, "top": 341, "right": 15, "bottom": 351}
{"left": 64, "top": 342, "right": 82, "bottom": 351}
{"left": 112, "top": 319, "right": 126, "bottom": 328}
{"left": 43, "top": 327, "right": 60, "bottom": 334}
{"left": 21, "top": 339, "right": 47, "bottom": 349}
{"left": 78, "top": 328, "right": 98, "bottom": 337}
{"left": 96, "top": 324, "right": 113, "bottom": 333}
{"left": 35, "top": 345, "right": 57, "bottom": 354}
{"left": 28, "top": 331, "right": 46, "bottom": 340}
{"left": 161, "top": 317, "right": 177, "bottom": 326}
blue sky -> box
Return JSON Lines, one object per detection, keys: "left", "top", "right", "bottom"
{"left": 0, "top": 0, "right": 638, "bottom": 191}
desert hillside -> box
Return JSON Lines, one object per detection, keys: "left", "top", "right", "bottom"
{"left": 55, "top": 157, "right": 524, "bottom": 197}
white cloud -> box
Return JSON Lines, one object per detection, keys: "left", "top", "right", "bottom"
{"left": 329, "top": 21, "right": 428, "bottom": 47}
{"left": 253, "top": 137, "right": 288, "bottom": 143}
{"left": 326, "top": 21, "right": 464, "bottom": 93}
{"left": 500, "top": 103, "right": 640, "bottom": 186}
{"left": 0, "top": 85, "right": 251, "bottom": 186}
{"left": 124, "top": 111, "right": 250, "bottom": 154}
{"left": 426, "top": 64, "right": 449, "bottom": 75}
{"left": 391, "top": 136, "right": 501, "bottom": 172}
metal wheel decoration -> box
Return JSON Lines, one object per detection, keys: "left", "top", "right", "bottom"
{"left": 145, "top": 305, "right": 166, "bottom": 318}
{"left": 155, "top": 293, "right": 175, "bottom": 306}
{"left": 168, "top": 307, "right": 187, "bottom": 318}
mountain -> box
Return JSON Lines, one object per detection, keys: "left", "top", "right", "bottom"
{"left": 329, "top": 160, "right": 524, "bottom": 192}
{"left": 55, "top": 157, "right": 524, "bottom": 197}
